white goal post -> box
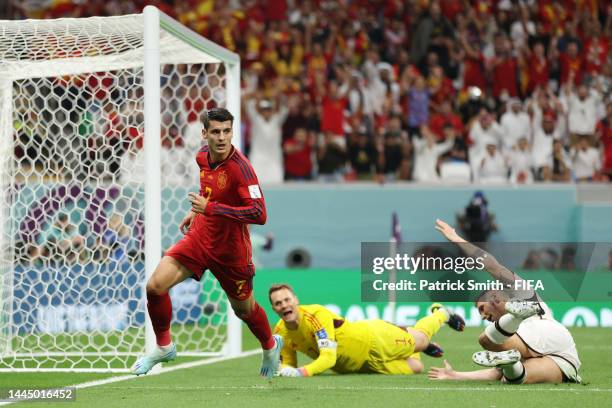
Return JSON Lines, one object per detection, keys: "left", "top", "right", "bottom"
{"left": 0, "top": 5, "right": 242, "bottom": 372}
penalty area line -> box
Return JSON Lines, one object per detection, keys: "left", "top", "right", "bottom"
{"left": 0, "top": 349, "right": 261, "bottom": 406}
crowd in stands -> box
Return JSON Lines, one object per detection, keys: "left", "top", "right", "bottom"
{"left": 7, "top": 0, "right": 612, "bottom": 184}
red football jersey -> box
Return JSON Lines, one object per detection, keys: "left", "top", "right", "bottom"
{"left": 194, "top": 145, "right": 267, "bottom": 266}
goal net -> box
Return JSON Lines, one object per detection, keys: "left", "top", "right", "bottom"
{"left": 0, "top": 6, "right": 242, "bottom": 372}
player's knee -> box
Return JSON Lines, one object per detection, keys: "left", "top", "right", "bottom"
{"left": 479, "top": 332, "right": 496, "bottom": 350}
{"left": 230, "top": 304, "right": 252, "bottom": 321}
{"left": 146, "top": 279, "right": 167, "bottom": 296}
{"left": 233, "top": 309, "right": 251, "bottom": 321}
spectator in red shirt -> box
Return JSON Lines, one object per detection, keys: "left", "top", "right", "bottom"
{"left": 583, "top": 21, "right": 608, "bottom": 78}
{"left": 595, "top": 102, "right": 612, "bottom": 180}
{"left": 489, "top": 33, "right": 519, "bottom": 99}
{"left": 524, "top": 41, "right": 550, "bottom": 93}
{"left": 458, "top": 28, "right": 487, "bottom": 91}
{"left": 320, "top": 81, "right": 348, "bottom": 140}
{"left": 558, "top": 41, "right": 583, "bottom": 86}
{"left": 428, "top": 65, "right": 455, "bottom": 109}
{"left": 266, "top": 0, "right": 287, "bottom": 22}
{"left": 429, "top": 99, "right": 464, "bottom": 141}
{"left": 283, "top": 127, "right": 314, "bottom": 180}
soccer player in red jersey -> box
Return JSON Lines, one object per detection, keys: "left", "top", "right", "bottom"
{"left": 132, "top": 108, "right": 283, "bottom": 378}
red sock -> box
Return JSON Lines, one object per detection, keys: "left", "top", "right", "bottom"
{"left": 242, "top": 302, "right": 275, "bottom": 350}
{"left": 147, "top": 292, "right": 172, "bottom": 346}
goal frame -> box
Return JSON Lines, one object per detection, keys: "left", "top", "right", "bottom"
{"left": 0, "top": 5, "right": 242, "bottom": 373}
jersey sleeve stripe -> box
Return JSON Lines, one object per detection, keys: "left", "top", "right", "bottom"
{"left": 302, "top": 312, "right": 323, "bottom": 330}
{"left": 238, "top": 158, "right": 256, "bottom": 182}
{"left": 231, "top": 156, "right": 250, "bottom": 181}
{"left": 233, "top": 154, "right": 256, "bottom": 181}
{"left": 214, "top": 200, "right": 262, "bottom": 215}
{"left": 213, "top": 206, "right": 258, "bottom": 217}
{"left": 230, "top": 156, "right": 248, "bottom": 179}
{"left": 212, "top": 201, "right": 263, "bottom": 219}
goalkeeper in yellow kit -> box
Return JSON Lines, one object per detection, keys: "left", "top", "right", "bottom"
{"left": 269, "top": 284, "right": 465, "bottom": 377}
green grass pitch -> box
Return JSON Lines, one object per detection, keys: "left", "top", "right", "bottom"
{"left": 1, "top": 327, "right": 610, "bottom": 408}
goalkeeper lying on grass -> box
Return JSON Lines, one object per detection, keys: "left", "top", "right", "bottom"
{"left": 268, "top": 283, "right": 465, "bottom": 377}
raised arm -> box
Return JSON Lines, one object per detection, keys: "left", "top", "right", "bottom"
{"left": 434, "top": 219, "right": 519, "bottom": 284}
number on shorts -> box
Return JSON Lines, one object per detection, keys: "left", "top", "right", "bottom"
{"left": 236, "top": 280, "right": 246, "bottom": 296}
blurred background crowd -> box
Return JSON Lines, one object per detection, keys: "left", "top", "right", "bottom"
{"left": 4, "top": 0, "right": 612, "bottom": 184}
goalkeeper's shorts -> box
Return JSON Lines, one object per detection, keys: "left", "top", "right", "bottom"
{"left": 358, "top": 320, "right": 419, "bottom": 375}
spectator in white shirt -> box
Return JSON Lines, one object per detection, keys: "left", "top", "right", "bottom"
{"left": 246, "top": 92, "right": 289, "bottom": 184}
{"left": 526, "top": 87, "right": 567, "bottom": 142}
{"left": 363, "top": 51, "right": 400, "bottom": 116}
{"left": 532, "top": 111, "right": 560, "bottom": 179}
{"left": 500, "top": 98, "right": 531, "bottom": 153}
{"left": 475, "top": 142, "right": 508, "bottom": 183}
{"left": 342, "top": 71, "right": 373, "bottom": 119}
{"left": 469, "top": 108, "right": 504, "bottom": 159}
{"left": 507, "top": 137, "right": 534, "bottom": 184}
{"left": 412, "top": 126, "right": 455, "bottom": 182}
{"left": 571, "top": 135, "right": 601, "bottom": 181}
{"left": 563, "top": 83, "right": 603, "bottom": 146}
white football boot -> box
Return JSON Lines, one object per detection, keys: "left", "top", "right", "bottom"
{"left": 472, "top": 349, "right": 522, "bottom": 367}
{"left": 260, "top": 334, "right": 284, "bottom": 379}
{"left": 131, "top": 343, "right": 177, "bottom": 375}
{"left": 505, "top": 300, "right": 543, "bottom": 319}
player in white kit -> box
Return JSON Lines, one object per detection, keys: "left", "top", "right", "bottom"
{"left": 428, "top": 219, "right": 581, "bottom": 384}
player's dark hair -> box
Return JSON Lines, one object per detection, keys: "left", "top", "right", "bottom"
{"left": 268, "top": 283, "right": 295, "bottom": 304}
{"left": 204, "top": 108, "right": 234, "bottom": 130}
{"left": 474, "top": 289, "right": 509, "bottom": 305}
{"left": 474, "top": 290, "right": 492, "bottom": 304}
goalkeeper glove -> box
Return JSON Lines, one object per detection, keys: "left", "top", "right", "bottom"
{"left": 278, "top": 366, "right": 307, "bottom": 377}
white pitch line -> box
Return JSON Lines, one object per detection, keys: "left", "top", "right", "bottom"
{"left": 74, "top": 349, "right": 261, "bottom": 389}
{"left": 94, "top": 385, "right": 612, "bottom": 393}
{"left": 85, "top": 380, "right": 612, "bottom": 392}
{"left": 0, "top": 349, "right": 261, "bottom": 406}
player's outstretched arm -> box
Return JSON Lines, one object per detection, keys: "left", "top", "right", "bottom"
{"left": 434, "top": 219, "right": 518, "bottom": 284}
{"left": 428, "top": 360, "right": 502, "bottom": 381}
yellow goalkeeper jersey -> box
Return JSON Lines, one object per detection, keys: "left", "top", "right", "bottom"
{"left": 273, "top": 304, "right": 373, "bottom": 376}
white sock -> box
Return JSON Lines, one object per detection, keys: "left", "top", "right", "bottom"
{"left": 485, "top": 313, "right": 522, "bottom": 344}
{"left": 502, "top": 361, "right": 525, "bottom": 384}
